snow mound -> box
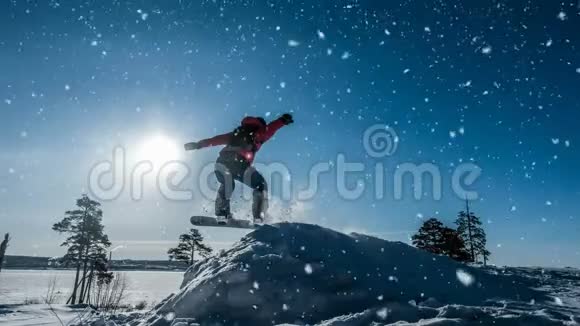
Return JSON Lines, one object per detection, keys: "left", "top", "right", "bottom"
{"left": 142, "top": 223, "right": 559, "bottom": 325}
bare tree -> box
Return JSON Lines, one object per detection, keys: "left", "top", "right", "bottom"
{"left": 91, "top": 272, "right": 129, "bottom": 315}
{"left": 43, "top": 276, "right": 61, "bottom": 304}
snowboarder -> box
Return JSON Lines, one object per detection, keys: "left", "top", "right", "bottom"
{"left": 184, "top": 113, "right": 294, "bottom": 224}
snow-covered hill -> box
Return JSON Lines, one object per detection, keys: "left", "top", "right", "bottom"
{"left": 133, "top": 223, "right": 579, "bottom": 325}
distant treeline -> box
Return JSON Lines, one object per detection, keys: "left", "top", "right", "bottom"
{"left": 3, "top": 255, "right": 188, "bottom": 271}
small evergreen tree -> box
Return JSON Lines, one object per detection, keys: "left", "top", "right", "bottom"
{"left": 412, "top": 218, "right": 446, "bottom": 255}
{"left": 168, "top": 228, "right": 212, "bottom": 265}
{"left": 473, "top": 229, "right": 491, "bottom": 266}
{"left": 53, "top": 195, "right": 111, "bottom": 304}
{"left": 0, "top": 233, "right": 10, "bottom": 272}
{"left": 455, "top": 200, "right": 490, "bottom": 264}
{"left": 412, "top": 218, "right": 471, "bottom": 262}
{"left": 440, "top": 227, "right": 471, "bottom": 262}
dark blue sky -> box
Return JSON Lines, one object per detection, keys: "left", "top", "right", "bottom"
{"left": 1, "top": 0, "right": 579, "bottom": 267}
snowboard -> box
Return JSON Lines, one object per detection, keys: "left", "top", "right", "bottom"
{"left": 190, "top": 215, "right": 259, "bottom": 229}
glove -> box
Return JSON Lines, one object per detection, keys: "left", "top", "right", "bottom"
{"left": 280, "top": 113, "right": 294, "bottom": 125}
{"left": 184, "top": 142, "right": 200, "bottom": 151}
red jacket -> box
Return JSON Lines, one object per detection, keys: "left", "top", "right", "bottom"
{"left": 197, "top": 117, "right": 286, "bottom": 163}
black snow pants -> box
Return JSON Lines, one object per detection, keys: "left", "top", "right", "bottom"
{"left": 214, "top": 154, "right": 268, "bottom": 220}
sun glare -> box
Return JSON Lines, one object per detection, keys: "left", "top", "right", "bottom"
{"left": 136, "top": 134, "right": 181, "bottom": 167}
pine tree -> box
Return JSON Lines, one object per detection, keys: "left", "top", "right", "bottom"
{"left": 440, "top": 227, "right": 471, "bottom": 262}
{"left": 412, "top": 218, "right": 446, "bottom": 255}
{"left": 52, "top": 195, "right": 111, "bottom": 304}
{"left": 79, "top": 244, "right": 110, "bottom": 303}
{"left": 168, "top": 228, "right": 212, "bottom": 265}
{"left": 0, "top": 233, "right": 10, "bottom": 272}
{"left": 412, "top": 218, "right": 471, "bottom": 262}
{"left": 473, "top": 227, "right": 491, "bottom": 266}
{"left": 455, "top": 199, "right": 490, "bottom": 264}
{"left": 83, "top": 252, "right": 112, "bottom": 305}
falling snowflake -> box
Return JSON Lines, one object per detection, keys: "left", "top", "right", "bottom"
{"left": 20, "top": 131, "right": 28, "bottom": 138}
{"left": 546, "top": 200, "right": 552, "bottom": 206}
{"left": 288, "top": 40, "right": 300, "bottom": 47}
{"left": 282, "top": 304, "right": 289, "bottom": 311}
{"left": 304, "top": 264, "right": 313, "bottom": 274}
{"left": 511, "top": 206, "right": 517, "bottom": 212}
{"left": 557, "top": 11, "right": 567, "bottom": 21}
{"left": 424, "top": 26, "right": 431, "bottom": 33}
{"left": 551, "top": 138, "right": 560, "bottom": 145}
{"left": 564, "top": 140, "right": 570, "bottom": 147}
{"left": 341, "top": 51, "right": 351, "bottom": 60}
{"left": 576, "top": 68, "right": 580, "bottom": 74}
{"left": 4, "top": 99, "right": 11, "bottom": 105}
{"left": 253, "top": 281, "right": 260, "bottom": 290}
{"left": 384, "top": 28, "right": 391, "bottom": 36}
{"left": 456, "top": 269, "right": 475, "bottom": 287}
{"left": 91, "top": 40, "right": 98, "bottom": 46}
{"left": 460, "top": 80, "right": 472, "bottom": 88}
{"left": 481, "top": 46, "right": 492, "bottom": 54}
{"left": 546, "top": 39, "right": 553, "bottom": 47}
{"left": 280, "top": 82, "right": 286, "bottom": 88}
{"left": 163, "top": 312, "right": 176, "bottom": 322}
{"left": 403, "top": 68, "right": 410, "bottom": 74}
{"left": 376, "top": 308, "right": 388, "bottom": 319}
{"left": 317, "top": 30, "right": 326, "bottom": 40}
{"left": 64, "top": 84, "right": 70, "bottom": 91}
{"left": 137, "top": 9, "right": 148, "bottom": 21}
{"left": 449, "top": 131, "right": 457, "bottom": 138}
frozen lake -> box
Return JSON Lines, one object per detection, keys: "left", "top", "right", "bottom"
{"left": 0, "top": 269, "right": 183, "bottom": 307}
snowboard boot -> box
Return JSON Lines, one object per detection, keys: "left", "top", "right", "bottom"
{"left": 216, "top": 213, "right": 233, "bottom": 225}
{"left": 252, "top": 190, "right": 268, "bottom": 225}
{"left": 215, "top": 196, "right": 232, "bottom": 225}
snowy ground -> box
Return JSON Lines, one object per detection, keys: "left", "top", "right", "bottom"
{"left": 0, "top": 270, "right": 182, "bottom": 306}
{"left": 0, "top": 270, "right": 182, "bottom": 325}
{"left": 0, "top": 304, "right": 96, "bottom": 326}
{"left": 1, "top": 223, "right": 579, "bottom": 325}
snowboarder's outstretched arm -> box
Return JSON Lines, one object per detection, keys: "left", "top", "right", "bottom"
{"left": 184, "top": 132, "right": 232, "bottom": 151}
{"left": 257, "top": 113, "right": 293, "bottom": 143}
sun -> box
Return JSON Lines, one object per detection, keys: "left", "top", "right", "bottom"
{"left": 136, "top": 134, "right": 181, "bottom": 167}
